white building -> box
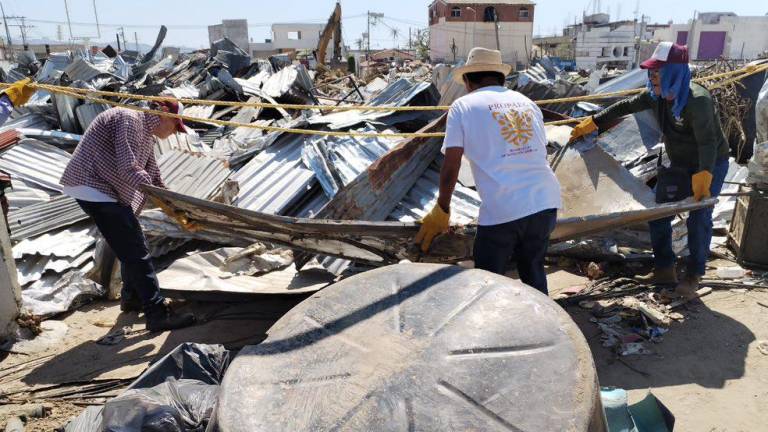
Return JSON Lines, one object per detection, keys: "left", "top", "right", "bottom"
{"left": 573, "top": 13, "right": 657, "bottom": 70}
{"left": 249, "top": 23, "right": 342, "bottom": 61}
{"left": 653, "top": 12, "right": 768, "bottom": 61}
{"left": 428, "top": 0, "right": 535, "bottom": 68}
{"left": 208, "top": 19, "right": 250, "bottom": 52}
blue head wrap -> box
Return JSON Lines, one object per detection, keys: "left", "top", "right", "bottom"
{"left": 647, "top": 63, "right": 692, "bottom": 119}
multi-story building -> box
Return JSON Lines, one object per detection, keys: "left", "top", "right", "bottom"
{"left": 572, "top": 13, "right": 656, "bottom": 70}
{"left": 249, "top": 23, "right": 343, "bottom": 62}
{"left": 653, "top": 12, "right": 768, "bottom": 61}
{"left": 428, "top": 0, "right": 535, "bottom": 68}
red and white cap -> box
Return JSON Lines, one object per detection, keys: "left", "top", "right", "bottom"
{"left": 154, "top": 100, "right": 187, "bottom": 133}
{"left": 640, "top": 42, "right": 689, "bottom": 70}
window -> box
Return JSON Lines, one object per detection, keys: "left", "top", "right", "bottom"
{"left": 623, "top": 46, "right": 630, "bottom": 57}
{"left": 601, "top": 47, "right": 611, "bottom": 57}
{"left": 287, "top": 31, "right": 301, "bottom": 40}
{"left": 484, "top": 6, "right": 497, "bottom": 22}
{"left": 519, "top": 7, "right": 529, "bottom": 19}
{"left": 451, "top": 7, "right": 461, "bottom": 17}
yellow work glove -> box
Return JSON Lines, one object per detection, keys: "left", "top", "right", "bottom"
{"left": 3, "top": 78, "right": 36, "bottom": 107}
{"left": 151, "top": 197, "right": 199, "bottom": 231}
{"left": 569, "top": 116, "right": 598, "bottom": 143}
{"left": 691, "top": 170, "right": 713, "bottom": 202}
{"left": 414, "top": 204, "right": 450, "bottom": 253}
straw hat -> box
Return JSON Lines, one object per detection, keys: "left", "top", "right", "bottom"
{"left": 453, "top": 47, "right": 512, "bottom": 84}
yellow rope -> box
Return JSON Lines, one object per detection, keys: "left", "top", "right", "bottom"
{"left": 2, "top": 61, "right": 764, "bottom": 138}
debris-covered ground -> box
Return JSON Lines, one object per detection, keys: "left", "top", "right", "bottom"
{"left": 1, "top": 25, "right": 768, "bottom": 431}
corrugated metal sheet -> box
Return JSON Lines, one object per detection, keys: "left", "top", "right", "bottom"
{"left": 231, "top": 133, "right": 316, "bottom": 214}
{"left": 183, "top": 104, "right": 216, "bottom": 120}
{"left": 155, "top": 130, "right": 210, "bottom": 157}
{"left": 6, "top": 178, "right": 56, "bottom": 211}
{"left": 7, "top": 194, "right": 89, "bottom": 242}
{"left": 0, "top": 113, "right": 51, "bottom": 134}
{"left": 13, "top": 224, "right": 96, "bottom": 259}
{"left": 157, "top": 150, "right": 231, "bottom": 199}
{"left": 308, "top": 78, "right": 433, "bottom": 129}
{"left": 0, "top": 129, "right": 20, "bottom": 151}
{"left": 36, "top": 52, "right": 72, "bottom": 83}
{"left": 390, "top": 162, "right": 481, "bottom": 224}
{"left": 63, "top": 57, "right": 106, "bottom": 81}
{"left": 15, "top": 128, "right": 82, "bottom": 148}
{"left": 302, "top": 125, "right": 400, "bottom": 197}
{"left": 0, "top": 139, "right": 71, "bottom": 193}
{"left": 164, "top": 83, "right": 199, "bottom": 99}
{"left": 75, "top": 103, "right": 110, "bottom": 130}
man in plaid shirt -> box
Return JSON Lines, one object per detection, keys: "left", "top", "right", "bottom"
{"left": 60, "top": 101, "right": 195, "bottom": 332}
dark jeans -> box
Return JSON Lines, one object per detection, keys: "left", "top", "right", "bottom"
{"left": 77, "top": 200, "right": 164, "bottom": 309}
{"left": 648, "top": 157, "right": 729, "bottom": 276}
{"left": 473, "top": 208, "right": 558, "bottom": 294}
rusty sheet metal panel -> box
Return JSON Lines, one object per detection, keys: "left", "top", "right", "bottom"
{"left": 316, "top": 114, "right": 447, "bottom": 222}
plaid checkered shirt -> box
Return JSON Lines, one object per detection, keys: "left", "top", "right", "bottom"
{"left": 60, "top": 107, "right": 165, "bottom": 214}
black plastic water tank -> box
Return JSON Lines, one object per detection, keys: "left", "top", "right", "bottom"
{"left": 216, "top": 263, "right": 604, "bottom": 431}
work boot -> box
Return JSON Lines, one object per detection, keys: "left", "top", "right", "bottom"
{"left": 664, "top": 275, "right": 701, "bottom": 300}
{"left": 145, "top": 303, "right": 196, "bottom": 332}
{"left": 634, "top": 266, "right": 678, "bottom": 285}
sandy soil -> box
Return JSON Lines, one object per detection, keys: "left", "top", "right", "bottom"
{"left": 2, "top": 265, "right": 767, "bottom": 431}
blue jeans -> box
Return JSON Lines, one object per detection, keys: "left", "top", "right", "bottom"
{"left": 77, "top": 200, "right": 165, "bottom": 310}
{"left": 474, "top": 209, "right": 558, "bottom": 294}
{"left": 648, "top": 158, "right": 729, "bottom": 276}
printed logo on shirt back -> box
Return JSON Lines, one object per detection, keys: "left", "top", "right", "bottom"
{"left": 491, "top": 109, "right": 533, "bottom": 147}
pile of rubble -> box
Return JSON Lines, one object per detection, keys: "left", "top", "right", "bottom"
{"left": 0, "top": 30, "right": 766, "bottom": 353}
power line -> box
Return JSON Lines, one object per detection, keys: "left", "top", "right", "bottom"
{"left": 24, "top": 13, "right": 368, "bottom": 30}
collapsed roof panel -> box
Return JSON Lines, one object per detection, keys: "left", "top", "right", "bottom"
{"left": 0, "top": 139, "right": 71, "bottom": 193}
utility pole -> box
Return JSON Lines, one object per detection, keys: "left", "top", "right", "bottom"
{"left": 56, "top": 24, "right": 63, "bottom": 41}
{"left": 134, "top": 31, "right": 139, "bottom": 52}
{"left": 92, "top": 0, "right": 101, "bottom": 38}
{"left": 366, "top": 11, "right": 383, "bottom": 57}
{"left": 0, "top": 1, "right": 13, "bottom": 59}
{"left": 63, "top": 0, "right": 73, "bottom": 40}
{"left": 115, "top": 32, "right": 121, "bottom": 50}
{"left": 408, "top": 27, "right": 411, "bottom": 51}
{"left": 6, "top": 16, "right": 33, "bottom": 48}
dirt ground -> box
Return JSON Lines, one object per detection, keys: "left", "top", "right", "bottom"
{"left": 1, "top": 264, "right": 767, "bottom": 431}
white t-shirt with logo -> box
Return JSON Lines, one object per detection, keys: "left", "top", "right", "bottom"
{"left": 442, "top": 86, "right": 562, "bottom": 226}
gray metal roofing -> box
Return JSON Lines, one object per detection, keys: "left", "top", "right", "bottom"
{"left": 389, "top": 162, "right": 480, "bottom": 224}
{"left": 7, "top": 195, "right": 89, "bottom": 242}
{"left": 75, "top": 103, "right": 110, "bottom": 130}
{"left": 0, "top": 113, "right": 51, "bottom": 134}
{"left": 0, "top": 139, "right": 71, "bottom": 193}
{"left": 6, "top": 178, "right": 56, "bottom": 211}
{"left": 157, "top": 150, "right": 231, "bottom": 200}
{"left": 230, "top": 133, "right": 316, "bottom": 214}
{"left": 308, "top": 78, "right": 433, "bottom": 129}
{"left": 155, "top": 130, "right": 211, "bottom": 157}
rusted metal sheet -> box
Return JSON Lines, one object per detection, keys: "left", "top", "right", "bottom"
{"left": 143, "top": 185, "right": 715, "bottom": 266}
{"left": 318, "top": 114, "right": 446, "bottom": 221}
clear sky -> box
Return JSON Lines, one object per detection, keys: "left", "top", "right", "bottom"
{"left": 1, "top": 0, "right": 765, "bottom": 50}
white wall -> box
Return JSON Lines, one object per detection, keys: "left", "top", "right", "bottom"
{"left": 429, "top": 20, "right": 533, "bottom": 67}
{"left": 272, "top": 23, "right": 325, "bottom": 50}
{"left": 652, "top": 16, "right": 768, "bottom": 61}
{"left": 574, "top": 22, "right": 641, "bottom": 70}
{"left": 0, "top": 214, "right": 20, "bottom": 341}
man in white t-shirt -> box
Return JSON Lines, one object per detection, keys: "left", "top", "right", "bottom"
{"left": 415, "top": 47, "right": 562, "bottom": 294}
